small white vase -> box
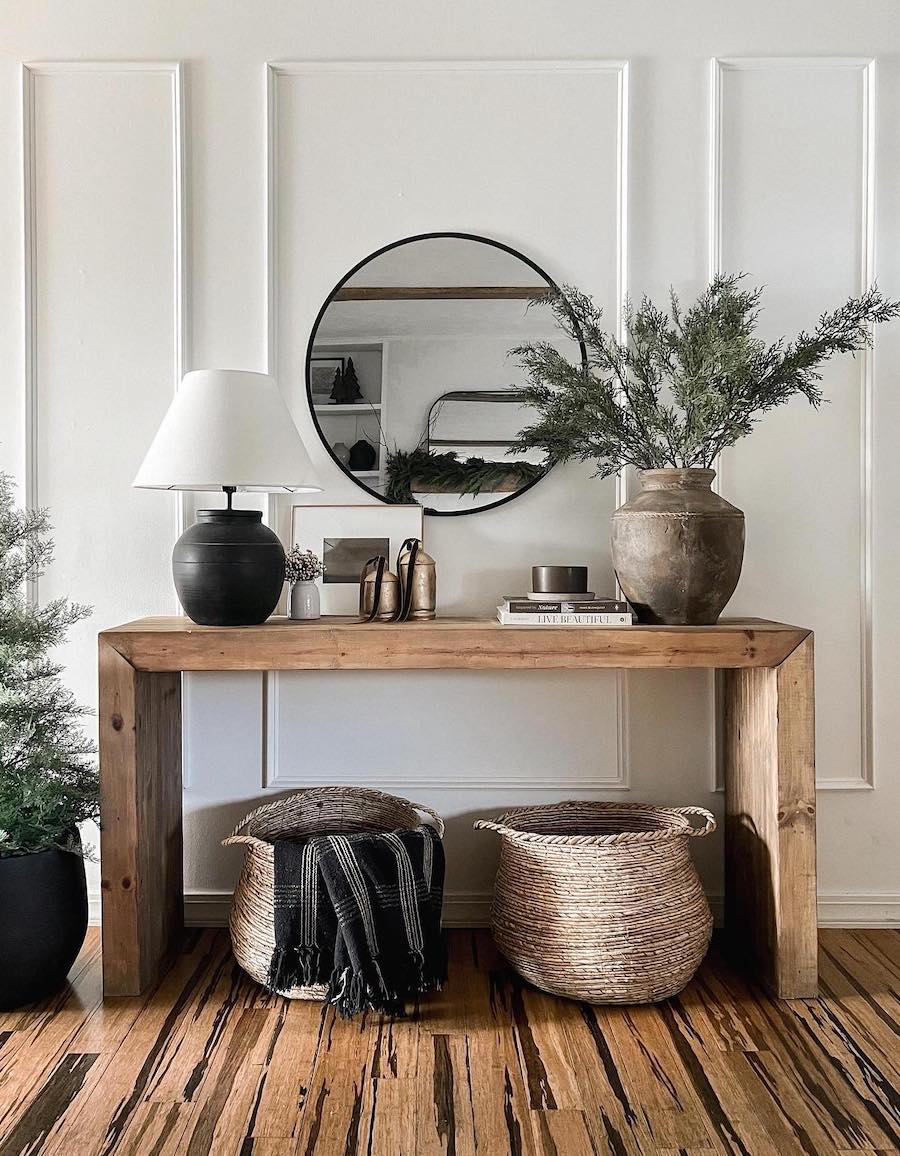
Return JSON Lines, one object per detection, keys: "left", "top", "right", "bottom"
{"left": 289, "top": 580, "right": 320, "bottom": 620}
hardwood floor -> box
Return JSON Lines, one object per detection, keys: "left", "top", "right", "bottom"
{"left": 0, "top": 929, "right": 898, "bottom": 1155}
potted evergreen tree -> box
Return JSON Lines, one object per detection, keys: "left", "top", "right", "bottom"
{"left": 512, "top": 276, "right": 899, "bottom": 624}
{"left": 0, "top": 474, "right": 99, "bottom": 1008}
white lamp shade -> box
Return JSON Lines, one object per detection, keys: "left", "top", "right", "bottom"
{"left": 133, "top": 369, "right": 323, "bottom": 492}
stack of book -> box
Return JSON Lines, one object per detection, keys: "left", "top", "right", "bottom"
{"left": 497, "top": 596, "right": 634, "bottom": 627}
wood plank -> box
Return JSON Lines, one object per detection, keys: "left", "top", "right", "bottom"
{"left": 35, "top": 931, "right": 227, "bottom": 1156}
{"left": 415, "top": 1033, "right": 476, "bottom": 1155}
{"left": 816, "top": 938, "right": 900, "bottom": 1085}
{"left": 101, "top": 616, "right": 809, "bottom": 673}
{"left": 243, "top": 998, "right": 327, "bottom": 1140}
{"left": 176, "top": 1008, "right": 274, "bottom": 1155}
{"left": 291, "top": 1009, "right": 376, "bottom": 1155}
{"left": 457, "top": 932, "right": 537, "bottom": 1156}
{"left": 597, "top": 1002, "right": 717, "bottom": 1147}
{"left": 674, "top": 948, "right": 764, "bottom": 1052}
{"left": 1, "top": 931, "right": 899, "bottom": 1154}
{"left": 0, "top": 1053, "right": 98, "bottom": 1156}
{"left": 722, "top": 633, "right": 818, "bottom": 998}
{"left": 107, "top": 1101, "right": 195, "bottom": 1156}
{"left": 710, "top": 957, "right": 900, "bottom": 1152}
{"left": 659, "top": 998, "right": 799, "bottom": 1155}
{"left": 849, "top": 928, "right": 900, "bottom": 979}
{"left": 0, "top": 940, "right": 103, "bottom": 1143}
{"left": 366, "top": 1078, "right": 418, "bottom": 1155}
{"left": 529, "top": 1110, "right": 601, "bottom": 1156}
{"left": 98, "top": 638, "right": 183, "bottom": 997}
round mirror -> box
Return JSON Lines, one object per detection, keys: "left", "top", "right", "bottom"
{"left": 305, "top": 232, "right": 576, "bottom": 515}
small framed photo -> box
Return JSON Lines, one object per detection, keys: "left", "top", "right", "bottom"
{"left": 290, "top": 504, "right": 424, "bottom": 615}
{"left": 309, "top": 356, "right": 344, "bottom": 401}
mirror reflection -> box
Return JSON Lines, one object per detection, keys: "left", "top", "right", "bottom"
{"left": 306, "top": 233, "right": 576, "bottom": 514}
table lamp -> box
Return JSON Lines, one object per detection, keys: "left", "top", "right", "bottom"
{"left": 134, "top": 370, "right": 322, "bottom": 626}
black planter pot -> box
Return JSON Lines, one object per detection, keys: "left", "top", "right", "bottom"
{"left": 0, "top": 845, "right": 88, "bottom": 1009}
{"left": 173, "top": 509, "right": 286, "bottom": 626}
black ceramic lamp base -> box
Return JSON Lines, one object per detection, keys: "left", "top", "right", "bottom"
{"left": 173, "top": 508, "right": 285, "bottom": 626}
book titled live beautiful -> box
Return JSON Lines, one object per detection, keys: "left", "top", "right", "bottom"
{"left": 497, "top": 608, "right": 634, "bottom": 627}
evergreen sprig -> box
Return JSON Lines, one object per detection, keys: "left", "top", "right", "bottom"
{"left": 0, "top": 473, "right": 99, "bottom": 857}
{"left": 510, "top": 275, "right": 900, "bottom": 476}
{"left": 386, "top": 448, "right": 544, "bottom": 503}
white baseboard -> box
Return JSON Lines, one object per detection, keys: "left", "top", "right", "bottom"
{"left": 87, "top": 890, "right": 900, "bottom": 929}
{"left": 816, "top": 894, "right": 900, "bottom": 927}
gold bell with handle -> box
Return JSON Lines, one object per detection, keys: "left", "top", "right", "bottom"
{"left": 359, "top": 556, "right": 400, "bottom": 622}
{"left": 397, "top": 538, "right": 436, "bottom": 621}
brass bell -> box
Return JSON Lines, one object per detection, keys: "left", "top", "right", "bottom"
{"left": 397, "top": 538, "right": 436, "bottom": 620}
{"left": 359, "top": 557, "right": 400, "bottom": 622}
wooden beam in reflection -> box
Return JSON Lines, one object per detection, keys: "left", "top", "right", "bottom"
{"left": 333, "top": 285, "right": 551, "bottom": 301}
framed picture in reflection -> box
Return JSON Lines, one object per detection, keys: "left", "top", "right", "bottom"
{"left": 309, "top": 356, "right": 345, "bottom": 402}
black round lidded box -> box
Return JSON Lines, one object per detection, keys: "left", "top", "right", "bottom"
{"left": 532, "top": 565, "right": 589, "bottom": 595}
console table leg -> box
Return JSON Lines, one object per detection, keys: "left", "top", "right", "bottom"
{"left": 722, "top": 634, "right": 817, "bottom": 998}
{"left": 99, "top": 639, "right": 183, "bottom": 996}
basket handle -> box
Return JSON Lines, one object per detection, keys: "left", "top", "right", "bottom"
{"left": 672, "top": 807, "right": 717, "bottom": 837}
{"left": 221, "top": 833, "right": 269, "bottom": 851}
{"left": 413, "top": 801, "right": 445, "bottom": 838}
{"left": 473, "top": 819, "right": 517, "bottom": 839}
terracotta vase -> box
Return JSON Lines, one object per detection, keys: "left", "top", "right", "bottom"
{"left": 611, "top": 468, "right": 744, "bottom": 625}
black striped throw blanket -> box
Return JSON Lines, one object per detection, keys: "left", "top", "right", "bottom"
{"left": 266, "top": 825, "right": 446, "bottom": 1017}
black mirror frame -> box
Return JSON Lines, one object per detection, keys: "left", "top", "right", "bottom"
{"left": 304, "top": 230, "right": 584, "bottom": 517}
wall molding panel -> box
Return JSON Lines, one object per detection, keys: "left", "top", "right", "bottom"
{"left": 21, "top": 61, "right": 191, "bottom": 810}
{"left": 263, "top": 670, "right": 631, "bottom": 791}
{"left": 21, "top": 60, "right": 190, "bottom": 590}
{"left": 265, "top": 58, "right": 629, "bottom": 376}
{"left": 708, "top": 56, "right": 876, "bottom": 791}
{"left": 263, "top": 59, "right": 631, "bottom": 793}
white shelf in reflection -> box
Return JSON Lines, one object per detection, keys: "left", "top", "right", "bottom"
{"left": 314, "top": 403, "right": 381, "bottom": 414}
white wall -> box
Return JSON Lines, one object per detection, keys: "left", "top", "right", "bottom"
{"left": 2, "top": 0, "right": 899, "bottom": 928}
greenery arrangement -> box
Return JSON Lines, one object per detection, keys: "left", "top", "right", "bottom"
{"left": 385, "top": 448, "right": 544, "bottom": 503}
{"left": 510, "top": 274, "right": 900, "bottom": 476}
{"left": 284, "top": 545, "right": 324, "bottom": 585}
{"left": 0, "top": 475, "right": 98, "bottom": 857}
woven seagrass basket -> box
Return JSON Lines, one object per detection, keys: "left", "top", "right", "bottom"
{"left": 222, "top": 785, "right": 444, "bottom": 999}
{"left": 474, "top": 801, "right": 715, "bottom": 1004}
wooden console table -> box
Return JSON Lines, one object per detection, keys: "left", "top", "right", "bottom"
{"left": 98, "top": 616, "right": 816, "bottom": 999}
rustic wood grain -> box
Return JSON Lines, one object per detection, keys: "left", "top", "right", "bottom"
{"left": 98, "top": 638, "right": 182, "bottom": 997}
{"left": 97, "top": 616, "right": 817, "bottom": 1004}
{"left": 100, "top": 615, "right": 810, "bottom": 672}
{"left": 0, "top": 939, "right": 103, "bottom": 1146}
{"left": 722, "top": 633, "right": 818, "bottom": 999}
{"left": 1, "top": 929, "right": 898, "bottom": 1156}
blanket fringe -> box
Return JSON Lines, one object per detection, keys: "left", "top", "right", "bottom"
{"left": 266, "top": 944, "right": 329, "bottom": 994}
{"left": 327, "top": 945, "right": 446, "bottom": 1019}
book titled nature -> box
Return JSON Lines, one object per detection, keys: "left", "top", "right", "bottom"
{"left": 501, "top": 596, "right": 629, "bottom": 614}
